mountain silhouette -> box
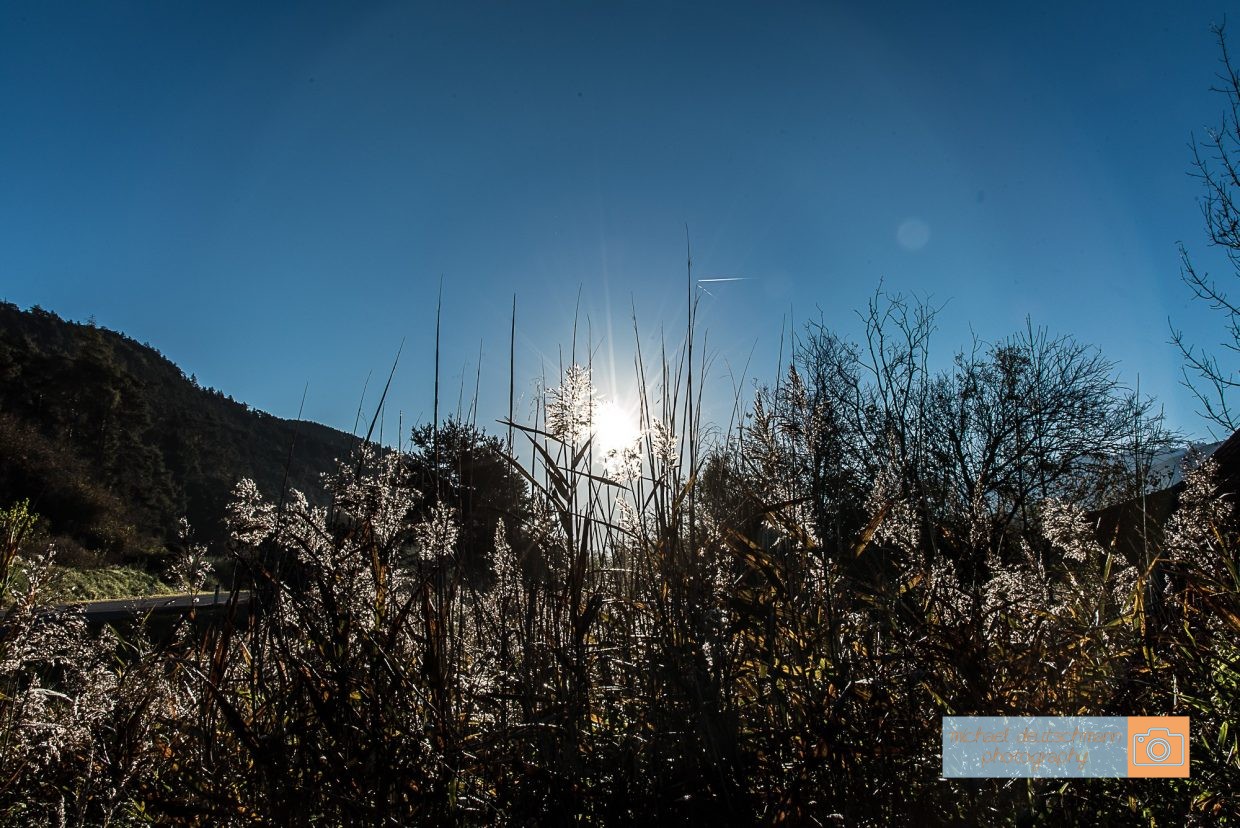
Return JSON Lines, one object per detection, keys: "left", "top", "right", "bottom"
{"left": 0, "top": 302, "right": 356, "bottom": 570}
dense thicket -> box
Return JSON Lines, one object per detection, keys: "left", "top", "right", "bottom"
{"left": 402, "top": 420, "right": 536, "bottom": 584}
{"left": 0, "top": 291, "right": 1235, "bottom": 824}
{"left": 0, "top": 302, "right": 355, "bottom": 568}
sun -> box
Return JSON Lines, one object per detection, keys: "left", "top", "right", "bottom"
{"left": 593, "top": 400, "right": 640, "bottom": 456}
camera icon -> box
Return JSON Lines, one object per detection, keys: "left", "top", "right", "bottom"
{"left": 1131, "top": 728, "right": 1185, "bottom": 767}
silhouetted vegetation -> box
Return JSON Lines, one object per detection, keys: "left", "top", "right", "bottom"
{"left": 0, "top": 287, "right": 1235, "bottom": 825}
{"left": 402, "top": 419, "right": 536, "bottom": 584}
{"left": 1175, "top": 22, "right": 1240, "bottom": 433}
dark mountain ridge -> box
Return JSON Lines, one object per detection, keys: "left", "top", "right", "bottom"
{"left": 0, "top": 302, "right": 356, "bottom": 569}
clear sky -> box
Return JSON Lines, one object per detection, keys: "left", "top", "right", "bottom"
{"left": 2, "top": 2, "right": 1237, "bottom": 441}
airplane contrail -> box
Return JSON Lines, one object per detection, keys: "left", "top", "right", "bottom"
{"left": 696, "top": 277, "right": 750, "bottom": 283}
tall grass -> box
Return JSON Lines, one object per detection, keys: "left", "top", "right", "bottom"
{"left": 0, "top": 291, "right": 1236, "bottom": 825}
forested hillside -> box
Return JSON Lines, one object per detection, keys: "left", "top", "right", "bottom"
{"left": 0, "top": 302, "right": 355, "bottom": 570}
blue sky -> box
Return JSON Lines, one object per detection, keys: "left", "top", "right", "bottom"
{"left": 2, "top": 2, "right": 1236, "bottom": 440}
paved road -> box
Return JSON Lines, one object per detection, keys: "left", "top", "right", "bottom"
{"left": 51, "top": 589, "right": 253, "bottom": 623}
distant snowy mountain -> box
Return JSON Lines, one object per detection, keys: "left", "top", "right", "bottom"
{"left": 1147, "top": 440, "right": 1224, "bottom": 489}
